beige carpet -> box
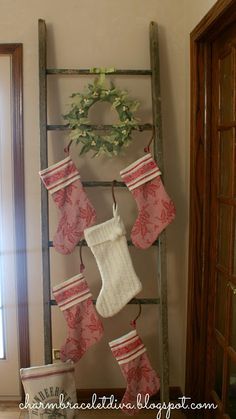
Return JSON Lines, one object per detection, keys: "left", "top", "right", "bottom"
{"left": 0, "top": 405, "right": 186, "bottom": 419}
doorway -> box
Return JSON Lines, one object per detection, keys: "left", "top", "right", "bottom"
{"left": 186, "top": 1, "right": 236, "bottom": 418}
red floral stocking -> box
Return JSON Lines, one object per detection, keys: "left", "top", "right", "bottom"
{"left": 120, "top": 153, "right": 176, "bottom": 249}
{"left": 53, "top": 273, "right": 103, "bottom": 363}
{"left": 39, "top": 156, "right": 96, "bottom": 254}
{"left": 109, "top": 329, "right": 160, "bottom": 415}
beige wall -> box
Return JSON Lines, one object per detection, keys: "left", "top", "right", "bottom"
{"left": 0, "top": 0, "right": 216, "bottom": 392}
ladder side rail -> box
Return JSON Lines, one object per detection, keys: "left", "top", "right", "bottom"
{"left": 39, "top": 18, "right": 52, "bottom": 364}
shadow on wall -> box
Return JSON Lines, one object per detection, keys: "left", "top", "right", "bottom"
{"left": 158, "top": 24, "right": 188, "bottom": 386}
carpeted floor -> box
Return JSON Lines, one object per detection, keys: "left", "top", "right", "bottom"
{"left": 0, "top": 404, "right": 186, "bottom": 419}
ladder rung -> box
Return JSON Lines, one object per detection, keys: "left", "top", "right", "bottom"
{"left": 82, "top": 180, "right": 125, "bottom": 187}
{"left": 48, "top": 239, "right": 159, "bottom": 247}
{"left": 47, "top": 69, "right": 152, "bottom": 76}
{"left": 41, "top": 180, "right": 125, "bottom": 188}
{"left": 50, "top": 298, "right": 160, "bottom": 305}
{"left": 47, "top": 123, "right": 153, "bottom": 131}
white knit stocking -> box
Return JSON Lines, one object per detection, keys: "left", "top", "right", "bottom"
{"left": 84, "top": 205, "right": 142, "bottom": 318}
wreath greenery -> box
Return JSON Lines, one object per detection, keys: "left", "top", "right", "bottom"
{"left": 63, "top": 72, "right": 140, "bottom": 157}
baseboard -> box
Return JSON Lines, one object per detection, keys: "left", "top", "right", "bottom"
{"left": 0, "top": 387, "right": 182, "bottom": 407}
{"left": 0, "top": 398, "right": 21, "bottom": 404}
{"left": 76, "top": 386, "right": 182, "bottom": 403}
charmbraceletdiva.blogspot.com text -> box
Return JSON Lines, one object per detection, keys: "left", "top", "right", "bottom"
{"left": 19, "top": 393, "right": 218, "bottom": 418}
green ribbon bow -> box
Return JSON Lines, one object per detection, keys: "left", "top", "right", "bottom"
{"left": 90, "top": 67, "right": 115, "bottom": 87}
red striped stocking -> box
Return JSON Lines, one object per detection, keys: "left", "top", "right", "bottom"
{"left": 109, "top": 329, "right": 160, "bottom": 415}
{"left": 39, "top": 156, "right": 96, "bottom": 254}
{"left": 53, "top": 273, "right": 103, "bottom": 362}
{"left": 120, "top": 153, "right": 175, "bottom": 249}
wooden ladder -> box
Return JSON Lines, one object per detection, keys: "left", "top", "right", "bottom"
{"left": 38, "top": 18, "right": 170, "bottom": 403}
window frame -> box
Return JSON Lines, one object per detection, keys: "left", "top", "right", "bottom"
{"left": 0, "top": 45, "right": 30, "bottom": 376}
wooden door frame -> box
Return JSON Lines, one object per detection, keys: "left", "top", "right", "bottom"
{"left": 0, "top": 44, "right": 30, "bottom": 395}
{"left": 186, "top": 0, "right": 236, "bottom": 403}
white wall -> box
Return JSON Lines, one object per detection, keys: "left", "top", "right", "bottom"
{"left": 0, "top": 0, "right": 216, "bottom": 393}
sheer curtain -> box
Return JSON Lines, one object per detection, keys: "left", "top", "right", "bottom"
{"left": 0, "top": 48, "right": 25, "bottom": 399}
{"left": 0, "top": 281, "right": 4, "bottom": 358}
{"left": 0, "top": 56, "right": 17, "bottom": 362}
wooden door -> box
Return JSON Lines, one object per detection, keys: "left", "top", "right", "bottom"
{"left": 205, "top": 22, "right": 236, "bottom": 419}
{"left": 186, "top": 0, "right": 236, "bottom": 415}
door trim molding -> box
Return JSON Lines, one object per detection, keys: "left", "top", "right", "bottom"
{"left": 186, "top": 0, "right": 236, "bottom": 402}
{"left": 0, "top": 44, "right": 30, "bottom": 387}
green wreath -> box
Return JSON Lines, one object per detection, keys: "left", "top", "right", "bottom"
{"left": 63, "top": 69, "right": 140, "bottom": 157}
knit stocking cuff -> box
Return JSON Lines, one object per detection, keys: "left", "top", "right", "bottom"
{"left": 120, "top": 153, "right": 161, "bottom": 191}
{"left": 84, "top": 205, "right": 126, "bottom": 247}
{"left": 109, "top": 330, "right": 146, "bottom": 365}
{"left": 39, "top": 156, "right": 80, "bottom": 194}
{"left": 52, "top": 274, "right": 92, "bottom": 311}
